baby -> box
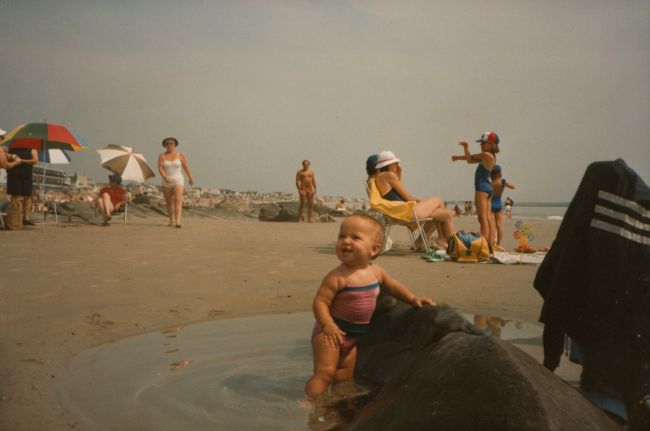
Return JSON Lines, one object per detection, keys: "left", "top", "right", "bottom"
{"left": 304, "top": 214, "right": 435, "bottom": 400}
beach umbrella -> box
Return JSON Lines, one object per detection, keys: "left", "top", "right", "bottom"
{"left": 38, "top": 149, "right": 71, "bottom": 164}
{"left": 97, "top": 144, "right": 155, "bottom": 183}
{"left": 1, "top": 123, "right": 87, "bottom": 152}
{"left": 2, "top": 123, "right": 87, "bottom": 194}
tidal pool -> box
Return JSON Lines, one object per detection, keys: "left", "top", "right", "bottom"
{"left": 56, "top": 312, "right": 546, "bottom": 430}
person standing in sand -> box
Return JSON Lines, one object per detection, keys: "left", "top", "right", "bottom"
{"left": 452, "top": 131, "right": 500, "bottom": 249}
{"left": 296, "top": 160, "right": 317, "bottom": 223}
{"left": 504, "top": 197, "right": 514, "bottom": 219}
{"left": 158, "top": 137, "right": 194, "bottom": 228}
{"left": 490, "top": 165, "right": 515, "bottom": 250}
{"left": 6, "top": 144, "right": 38, "bottom": 226}
{"left": 304, "top": 214, "right": 435, "bottom": 401}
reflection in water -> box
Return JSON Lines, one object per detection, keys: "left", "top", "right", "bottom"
{"left": 473, "top": 315, "right": 522, "bottom": 338}
{"left": 56, "top": 312, "right": 542, "bottom": 430}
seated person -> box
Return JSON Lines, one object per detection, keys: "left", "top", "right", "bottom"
{"left": 335, "top": 199, "right": 347, "bottom": 212}
{"left": 370, "top": 150, "right": 455, "bottom": 250}
{"left": 96, "top": 174, "right": 127, "bottom": 225}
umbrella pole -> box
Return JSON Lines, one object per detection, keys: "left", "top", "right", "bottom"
{"left": 41, "top": 143, "right": 47, "bottom": 200}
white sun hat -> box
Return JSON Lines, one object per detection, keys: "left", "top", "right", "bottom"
{"left": 375, "top": 150, "right": 401, "bottom": 169}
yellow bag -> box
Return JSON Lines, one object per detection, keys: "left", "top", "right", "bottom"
{"left": 446, "top": 231, "right": 491, "bottom": 262}
{"left": 5, "top": 202, "right": 22, "bottom": 230}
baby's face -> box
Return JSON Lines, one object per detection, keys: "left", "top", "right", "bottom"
{"left": 336, "top": 217, "right": 382, "bottom": 266}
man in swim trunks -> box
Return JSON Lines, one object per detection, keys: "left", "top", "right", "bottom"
{"left": 296, "top": 160, "right": 317, "bottom": 223}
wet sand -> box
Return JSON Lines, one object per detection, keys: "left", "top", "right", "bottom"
{"left": 0, "top": 214, "right": 560, "bottom": 430}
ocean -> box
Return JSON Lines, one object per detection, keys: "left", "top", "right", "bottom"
{"left": 507, "top": 204, "right": 568, "bottom": 220}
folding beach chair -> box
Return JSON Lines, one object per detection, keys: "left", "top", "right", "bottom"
{"left": 364, "top": 179, "right": 433, "bottom": 254}
{"left": 94, "top": 202, "right": 128, "bottom": 224}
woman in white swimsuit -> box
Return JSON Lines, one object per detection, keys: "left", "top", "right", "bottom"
{"left": 157, "top": 137, "right": 194, "bottom": 228}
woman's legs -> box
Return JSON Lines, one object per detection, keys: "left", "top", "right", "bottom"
{"left": 173, "top": 185, "right": 184, "bottom": 226}
{"left": 162, "top": 186, "right": 174, "bottom": 225}
{"left": 413, "top": 197, "right": 454, "bottom": 249}
{"left": 475, "top": 191, "right": 492, "bottom": 244}
{"left": 487, "top": 209, "right": 496, "bottom": 247}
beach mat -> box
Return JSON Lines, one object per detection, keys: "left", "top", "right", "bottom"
{"left": 492, "top": 251, "right": 547, "bottom": 265}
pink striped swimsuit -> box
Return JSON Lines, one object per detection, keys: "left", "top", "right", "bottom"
{"left": 312, "top": 279, "right": 381, "bottom": 356}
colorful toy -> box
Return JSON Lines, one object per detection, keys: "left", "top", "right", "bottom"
{"left": 513, "top": 220, "right": 536, "bottom": 260}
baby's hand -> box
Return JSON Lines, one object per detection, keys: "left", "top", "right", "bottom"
{"left": 412, "top": 296, "right": 437, "bottom": 307}
{"left": 458, "top": 141, "right": 469, "bottom": 148}
{"left": 322, "top": 323, "right": 345, "bottom": 348}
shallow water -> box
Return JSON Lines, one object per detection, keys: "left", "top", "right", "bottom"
{"left": 56, "top": 312, "right": 543, "bottom": 431}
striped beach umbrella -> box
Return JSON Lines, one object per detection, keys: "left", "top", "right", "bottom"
{"left": 1, "top": 123, "right": 87, "bottom": 152}
{"left": 38, "top": 149, "right": 71, "bottom": 164}
{"left": 97, "top": 144, "right": 155, "bottom": 183}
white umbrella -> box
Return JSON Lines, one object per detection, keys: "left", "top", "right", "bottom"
{"left": 97, "top": 144, "right": 155, "bottom": 183}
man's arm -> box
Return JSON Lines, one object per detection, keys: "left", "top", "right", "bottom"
{"left": 295, "top": 171, "right": 302, "bottom": 191}
{"left": 23, "top": 149, "right": 38, "bottom": 166}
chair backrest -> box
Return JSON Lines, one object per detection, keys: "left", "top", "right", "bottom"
{"left": 365, "top": 178, "right": 416, "bottom": 222}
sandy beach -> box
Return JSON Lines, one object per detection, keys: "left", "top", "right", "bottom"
{"left": 0, "top": 213, "right": 560, "bottom": 430}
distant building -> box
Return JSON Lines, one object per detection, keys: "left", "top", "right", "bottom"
{"left": 33, "top": 166, "right": 70, "bottom": 188}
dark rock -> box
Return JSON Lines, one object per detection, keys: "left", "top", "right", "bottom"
{"left": 258, "top": 201, "right": 337, "bottom": 222}
{"left": 310, "top": 299, "right": 622, "bottom": 431}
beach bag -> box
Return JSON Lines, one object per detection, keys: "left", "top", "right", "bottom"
{"left": 446, "top": 231, "right": 491, "bottom": 262}
{"left": 5, "top": 202, "right": 22, "bottom": 230}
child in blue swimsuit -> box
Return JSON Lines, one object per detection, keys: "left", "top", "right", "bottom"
{"left": 490, "top": 165, "right": 515, "bottom": 250}
{"left": 452, "top": 131, "right": 500, "bottom": 249}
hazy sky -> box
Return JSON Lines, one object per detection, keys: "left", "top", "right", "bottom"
{"left": 1, "top": 0, "right": 648, "bottom": 201}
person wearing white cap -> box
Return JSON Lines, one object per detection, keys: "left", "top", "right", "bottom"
{"left": 373, "top": 150, "right": 455, "bottom": 250}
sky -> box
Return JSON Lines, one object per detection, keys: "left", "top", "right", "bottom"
{"left": 1, "top": 0, "right": 649, "bottom": 202}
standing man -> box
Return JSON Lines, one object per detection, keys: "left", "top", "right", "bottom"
{"left": 6, "top": 143, "right": 38, "bottom": 226}
{"left": 296, "top": 159, "right": 317, "bottom": 223}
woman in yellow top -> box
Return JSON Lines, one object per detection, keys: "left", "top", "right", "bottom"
{"left": 371, "top": 151, "right": 455, "bottom": 250}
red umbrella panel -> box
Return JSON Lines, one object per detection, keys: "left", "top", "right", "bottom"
{"left": 1, "top": 123, "right": 87, "bottom": 151}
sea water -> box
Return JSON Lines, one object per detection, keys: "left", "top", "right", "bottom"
{"left": 508, "top": 204, "right": 568, "bottom": 219}
{"left": 56, "top": 312, "right": 546, "bottom": 431}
